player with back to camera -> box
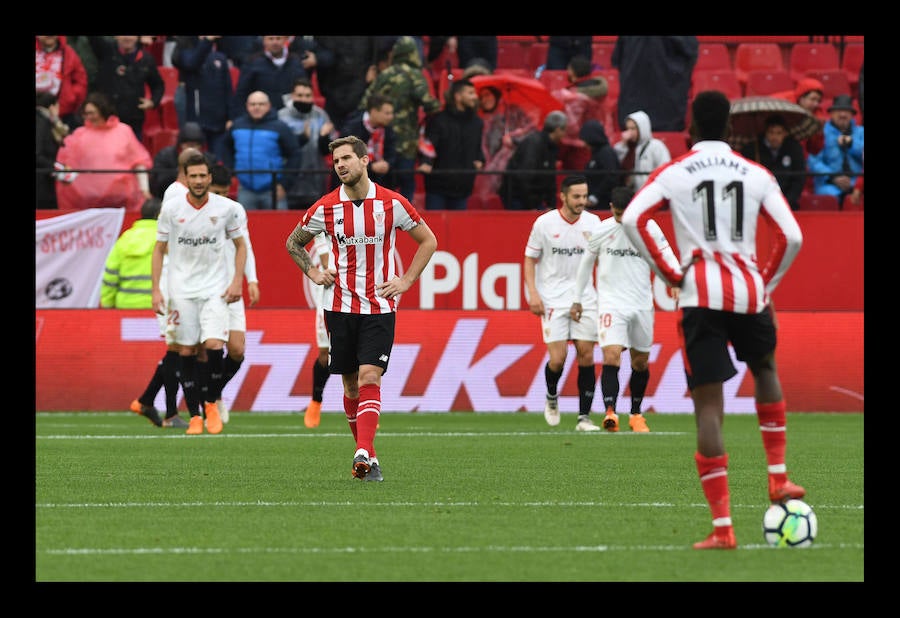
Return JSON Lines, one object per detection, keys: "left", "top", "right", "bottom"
{"left": 524, "top": 175, "right": 604, "bottom": 431}
{"left": 620, "top": 90, "right": 805, "bottom": 549}
{"left": 570, "top": 185, "right": 680, "bottom": 433}
{"left": 285, "top": 135, "right": 437, "bottom": 482}
{"left": 151, "top": 151, "right": 248, "bottom": 435}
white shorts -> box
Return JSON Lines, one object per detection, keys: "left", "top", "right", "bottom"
{"left": 228, "top": 298, "right": 246, "bottom": 333}
{"left": 313, "top": 283, "right": 330, "bottom": 348}
{"left": 597, "top": 307, "right": 654, "bottom": 352}
{"left": 541, "top": 306, "right": 598, "bottom": 344}
{"left": 168, "top": 295, "right": 230, "bottom": 346}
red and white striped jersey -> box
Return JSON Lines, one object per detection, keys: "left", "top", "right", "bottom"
{"left": 299, "top": 181, "right": 423, "bottom": 314}
{"left": 621, "top": 140, "right": 803, "bottom": 314}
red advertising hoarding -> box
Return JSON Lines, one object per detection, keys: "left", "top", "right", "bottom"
{"left": 36, "top": 309, "right": 863, "bottom": 413}
{"left": 37, "top": 210, "right": 864, "bottom": 311}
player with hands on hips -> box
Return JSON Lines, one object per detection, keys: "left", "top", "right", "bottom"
{"left": 620, "top": 90, "right": 804, "bottom": 550}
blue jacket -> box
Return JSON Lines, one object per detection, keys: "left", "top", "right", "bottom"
{"left": 807, "top": 119, "right": 864, "bottom": 196}
{"left": 225, "top": 108, "right": 302, "bottom": 193}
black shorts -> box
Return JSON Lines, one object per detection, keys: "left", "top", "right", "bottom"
{"left": 323, "top": 310, "right": 396, "bottom": 376}
{"left": 679, "top": 306, "right": 777, "bottom": 390}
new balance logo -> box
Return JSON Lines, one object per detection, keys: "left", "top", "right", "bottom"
{"left": 379, "top": 354, "right": 389, "bottom": 362}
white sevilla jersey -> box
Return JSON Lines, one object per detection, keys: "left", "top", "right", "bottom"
{"left": 588, "top": 216, "right": 677, "bottom": 310}
{"left": 524, "top": 208, "right": 603, "bottom": 310}
{"left": 621, "top": 140, "right": 803, "bottom": 314}
{"left": 300, "top": 182, "right": 423, "bottom": 314}
{"left": 157, "top": 192, "right": 245, "bottom": 298}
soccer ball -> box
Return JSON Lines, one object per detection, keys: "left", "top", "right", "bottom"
{"left": 763, "top": 499, "right": 817, "bottom": 547}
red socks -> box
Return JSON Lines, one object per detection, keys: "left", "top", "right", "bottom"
{"left": 343, "top": 395, "right": 359, "bottom": 441}
{"left": 757, "top": 400, "right": 787, "bottom": 483}
{"left": 356, "top": 384, "right": 381, "bottom": 457}
{"left": 695, "top": 452, "right": 732, "bottom": 532}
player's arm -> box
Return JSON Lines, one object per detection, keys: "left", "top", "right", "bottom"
{"left": 759, "top": 189, "right": 803, "bottom": 295}
{"left": 224, "top": 235, "right": 247, "bottom": 303}
{"left": 523, "top": 255, "right": 544, "bottom": 317}
{"left": 241, "top": 225, "right": 260, "bottom": 306}
{"left": 621, "top": 186, "right": 683, "bottom": 287}
{"left": 569, "top": 248, "right": 595, "bottom": 322}
{"left": 287, "top": 223, "right": 335, "bottom": 286}
{"left": 150, "top": 240, "right": 167, "bottom": 315}
{"left": 376, "top": 221, "right": 438, "bottom": 300}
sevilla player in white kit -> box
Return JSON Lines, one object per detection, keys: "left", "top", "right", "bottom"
{"left": 152, "top": 151, "right": 248, "bottom": 435}
{"left": 524, "top": 175, "right": 604, "bottom": 432}
{"left": 570, "top": 185, "right": 680, "bottom": 433}
{"left": 285, "top": 136, "right": 437, "bottom": 482}
{"left": 620, "top": 90, "right": 805, "bottom": 549}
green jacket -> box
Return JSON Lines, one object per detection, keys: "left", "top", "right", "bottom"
{"left": 101, "top": 219, "right": 157, "bottom": 309}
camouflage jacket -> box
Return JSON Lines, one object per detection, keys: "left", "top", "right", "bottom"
{"left": 361, "top": 37, "right": 441, "bottom": 159}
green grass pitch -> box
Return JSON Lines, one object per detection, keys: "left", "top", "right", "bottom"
{"left": 35, "top": 411, "right": 863, "bottom": 582}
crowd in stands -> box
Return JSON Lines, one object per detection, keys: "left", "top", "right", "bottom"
{"left": 36, "top": 35, "right": 864, "bottom": 212}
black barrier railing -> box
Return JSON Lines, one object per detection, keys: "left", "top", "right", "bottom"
{"left": 37, "top": 167, "right": 862, "bottom": 210}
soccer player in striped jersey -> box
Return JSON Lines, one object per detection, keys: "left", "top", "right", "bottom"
{"left": 621, "top": 90, "right": 805, "bottom": 549}
{"left": 151, "top": 151, "right": 248, "bottom": 435}
{"left": 524, "top": 175, "right": 604, "bottom": 432}
{"left": 570, "top": 185, "right": 680, "bottom": 433}
{"left": 285, "top": 135, "right": 437, "bottom": 482}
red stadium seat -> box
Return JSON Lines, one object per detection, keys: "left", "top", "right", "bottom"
{"left": 527, "top": 42, "right": 549, "bottom": 72}
{"left": 744, "top": 69, "right": 794, "bottom": 96}
{"left": 142, "top": 127, "right": 179, "bottom": 158}
{"left": 496, "top": 41, "right": 530, "bottom": 70}
{"left": 805, "top": 69, "right": 852, "bottom": 100}
{"left": 695, "top": 43, "right": 732, "bottom": 72}
{"left": 841, "top": 43, "right": 864, "bottom": 96}
{"left": 591, "top": 43, "right": 615, "bottom": 70}
{"left": 734, "top": 43, "right": 784, "bottom": 85}
{"left": 655, "top": 131, "right": 691, "bottom": 158}
{"left": 789, "top": 43, "right": 840, "bottom": 83}
{"left": 538, "top": 69, "right": 570, "bottom": 93}
{"left": 691, "top": 69, "right": 742, "bottom": 100}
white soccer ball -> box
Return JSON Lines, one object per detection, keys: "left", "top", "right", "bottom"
{"left": 763, "top": 499, "right": 818, "bottom": 547}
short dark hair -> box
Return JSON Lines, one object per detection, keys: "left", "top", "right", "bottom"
{"left": 81, "top": 91, "right": 116, "bottom": 119}
{"left": 367, "top": 93, "right": 394, "bottom": 112}
{"left": 210, "top": 164, "right": 232, "bottom": 187}
{"left": 36, "top": 90, "right": 57, "bottom": 108}
{"left": 568, "top": 55, "right": 592, "bottom": 79}
{"left": 292, "top": 77, "right": 313, "bottom": 91}
{"left": 447, "top": 78, "right": 474, "bottom": 104}
{"left": 765, "top": 114, "right": 787, "bottom": 130}
{"left": 561, "top": 175, "right": 588, "bottom": 193}
{"left": 691, "top": 90, "right": 732, "bottom": 141}
{"left": 141, "top": 197, "right": 162, "bottom": 220}
{"left": 610, "top": 186, "right": 634, "bottom": 210}
{"left": 181, "top": 150, "right": 210, "bottom": 175}
{"left": 329, "top": 134, "right": 368, "bottom": 158}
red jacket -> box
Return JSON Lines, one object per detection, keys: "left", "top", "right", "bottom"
{"left": 35, "top": 36, "right": 88, "bottom": 118}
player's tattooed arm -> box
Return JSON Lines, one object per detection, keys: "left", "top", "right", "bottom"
{"left": 286, "top": 224, "right": 335, "bottom": 287}
{"left": 286, "top": 225, "right": 316, "bottom": 274}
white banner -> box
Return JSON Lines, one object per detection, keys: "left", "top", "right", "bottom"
{"left": 35, "top": 208, "right": 125, "bottom": 308}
